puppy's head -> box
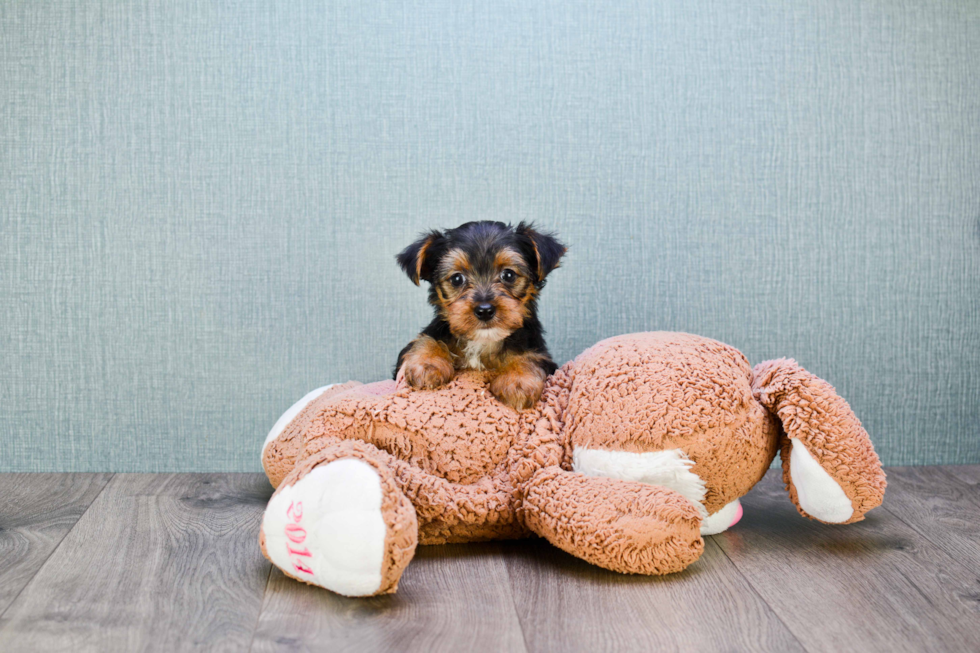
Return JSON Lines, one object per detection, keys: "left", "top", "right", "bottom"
{"left": 397, "top": 221, "right": 565, "bottom": 342}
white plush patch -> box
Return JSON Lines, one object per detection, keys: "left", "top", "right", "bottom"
{"left": 262, "top": 458, "right": 387, "bottom": 596}
{"left": 572, "top": 447, "right": 708, "bottom": 519}
{"left": 263, "top": 384, "right": 337, "bottom": 453}
{"left": 700, "top": 499, "right": 741, "bottom": 536}
{"left": 789, "top": 439, "right": 854, "bottom": 523}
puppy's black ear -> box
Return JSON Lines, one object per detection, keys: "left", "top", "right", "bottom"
{"left": 396, "top": 230, "right": 445, "bottom": 285}
{"left": 516, "top": 222, "right": 566, "bottom": 286}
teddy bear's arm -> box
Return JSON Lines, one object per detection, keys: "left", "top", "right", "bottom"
{"left": 520, "top": 466, "right": 705, "bottom": 575}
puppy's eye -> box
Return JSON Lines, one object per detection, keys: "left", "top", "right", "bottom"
{"left": 449, "top": 273, "right": 466, "bottom": 288}
{"left": 501, "top": 269, "right": 517, "bottom": 284}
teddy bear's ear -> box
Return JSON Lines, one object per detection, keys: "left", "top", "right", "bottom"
{"left": 516, "top": 222, "right": 567, "bottom": 286}
{"left": 396, "top": 230, "right": 446, "bottom": 285}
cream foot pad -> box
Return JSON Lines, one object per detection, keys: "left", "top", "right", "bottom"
{"left": 262, "top": 458, "right": 387, "bottom": 596}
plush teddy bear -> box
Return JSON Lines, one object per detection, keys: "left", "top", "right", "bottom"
{"left": 259, "top": 332, "right": 885, "bottom": 597}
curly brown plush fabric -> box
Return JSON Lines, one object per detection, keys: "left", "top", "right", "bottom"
{"left": 522, "top": 467, "right": 705, "bottom": 574}
{"left": 752, "top": 358, "right": 886, "bottom": 523}
{"left": 564, "top": 333, "right": 780, "bottom": 514}
{"left": 262, "top": 381, "right": 363, "bottom": 488}
{"left": 259, "top": 332, "right": 886, "bottom": 596}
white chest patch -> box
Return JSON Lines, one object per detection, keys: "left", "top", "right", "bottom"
{"left": 461, "top": 331, "right": 506, "bottom": 370}
{"left": 572, "top": 447, "right": 709, "bottom": 519}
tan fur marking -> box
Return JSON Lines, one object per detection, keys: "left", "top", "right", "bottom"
{"left": 528, "top": 233, "right": 546, "bottom": 281}
{"left": 523, "top": 227, "right": 565, "bottom": 281}
{"left": 488, "top": 293, "right": 525, "bottom": 334}
{"left": 493, "top": 248, "right": 525, "bottom": 272}
{"left": 516, "top": 282, "right": 538, "bottom": 317}
{"left": 444, "top": 298, "right": 483, "bottom": 339}
{"left": 401, "top": 335, "right": 455, "bottom": 389}
{"left": 413, "top": 237, "right": 435, "bottom": 285}
{"left": 436, "top": 249, "right": 472, "bottom": 281}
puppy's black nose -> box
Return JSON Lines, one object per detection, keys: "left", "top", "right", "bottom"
{"left": 474, "top": 303, "right": 496, "bottom": 321}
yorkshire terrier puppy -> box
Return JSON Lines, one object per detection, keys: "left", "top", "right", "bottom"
{"left": 394, "top": 221, "right": 566, "bottom": 410}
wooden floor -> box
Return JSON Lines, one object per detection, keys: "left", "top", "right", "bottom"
{"left": 0, "top": 468, "right": 978, "bottom": 652}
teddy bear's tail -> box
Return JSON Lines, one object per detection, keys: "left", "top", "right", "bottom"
{"left": 751, "top": 359, "right": 886, "bottom": 524}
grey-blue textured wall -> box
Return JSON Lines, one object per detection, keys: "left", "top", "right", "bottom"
{"left": 2, "top": 0, "right": 978, "bottom": 471}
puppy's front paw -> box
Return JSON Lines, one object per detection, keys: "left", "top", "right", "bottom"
{"left": 489, "top": 369, "right": 544, "bottom": 411}
{"left": 403, "top": 358, "right": 453, "bottom": 389}
{"left": 400, "top": 335, "right": 455, "bottom": 390}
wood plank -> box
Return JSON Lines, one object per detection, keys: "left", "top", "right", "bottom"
{"left": 0, "top": 473, "right": 273, "bottom": 652}
{"left": 939, "top": 464, "right": 980, "bottom": 493}
{"left": 504, "top": 535, "right": 803, "bottom": 652}
{"left": 882, "top": 466, "right": 980, "bottom": 573}
{"left": 715, "top": 470, "right": 980, "bottom": 652}
{"left": 0, "top": 473, "right": 113, "bottom": 615}
{"left": 251, "top": 542, "right": 527, "bottom": 653}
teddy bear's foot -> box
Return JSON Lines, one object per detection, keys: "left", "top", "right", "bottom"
{"left": 260, "top": 457, "right": 418, "bottom": 596}
{"left": 700, "top": 499, "right": 743, "bottom": 536}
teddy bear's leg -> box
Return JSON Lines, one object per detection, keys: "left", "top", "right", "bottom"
{"left": 263, "top": 385, "right": 341, "bottom": 456}
{"left": 303, "top": 435, "right": 521, "bottom": 543}
{"left": 259, "top": 442, "right": 418, "bottom": 597}
{"left": 521, "top": 467, "right": 704, "bottom": 575}
{"left": 261, "top": 433, "right": 524, "bottom": 594}
{"left": 752, "top": 359, "right": 886, "bottom": 524}
{"left": 261, "top": 381, "right": 402, "bottom": 488}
